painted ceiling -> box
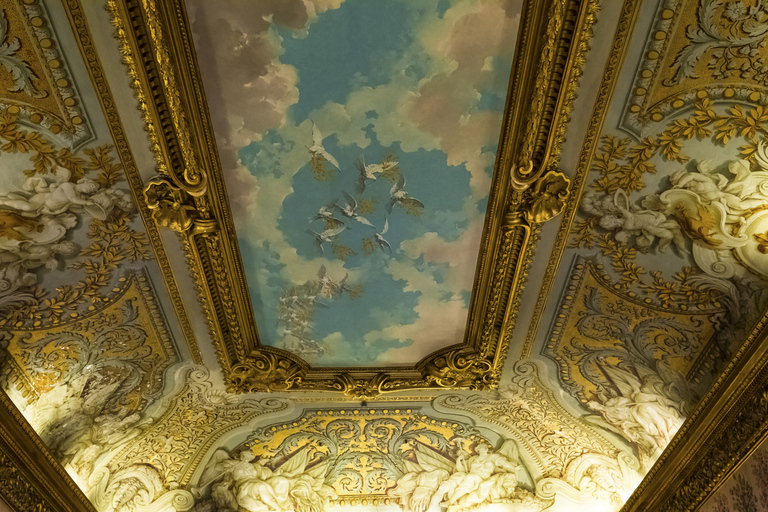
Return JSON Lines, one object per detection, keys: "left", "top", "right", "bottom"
{"left": 187, "top": 0, "right": 521, "bottom": 366}
{"left": 0, "top": 1, "right": 767, "bottom": 512}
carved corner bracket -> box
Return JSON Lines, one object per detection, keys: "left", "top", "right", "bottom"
{"left": 116, "top": 0, "right": 586, "bottom": 397}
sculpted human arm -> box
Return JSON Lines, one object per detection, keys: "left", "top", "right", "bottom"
{"left": 493, "top": 453, "right": 521, "bottom": 474}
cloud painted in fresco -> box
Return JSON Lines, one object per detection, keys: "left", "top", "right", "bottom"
{"left": 187, "top": 0, "right": 345, "bottom": 169}
{"left": 191, "top": 0, "right": 522, "bottom": 365}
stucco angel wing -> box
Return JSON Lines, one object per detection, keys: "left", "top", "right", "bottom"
{"left": 497, "top": 439, "right": 520, "bottom": 463}
{"left": 413, "top": 442, "right": 454, "bottom": 473}
{"left": 198, "top": 449, "right": 235, "bottom": 488}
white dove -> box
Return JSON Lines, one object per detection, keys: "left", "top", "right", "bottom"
{"left": 308, "top": 122, "right": 340, "bottom": 169}
{"left": 374, "top": 217, "right": 392, "bottom": 253}
{"left": 386, "top": 174, "right": 424, "bottom": 214}
{"left": 309, "top": 200, "right": 344, "bottom": 229}
{"left": 337, "top": 191, "right": 374, "bottom": 227}
{"left": 307, "top": 224, "right": 346, "bottom": 255}
{"left": 355, "top": 156, "right": 395, "bottom": 194}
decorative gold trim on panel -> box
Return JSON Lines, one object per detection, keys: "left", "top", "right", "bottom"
{"left": 523, "top": 0, "right": 640, "bottom": 357}
{"left": 112, "top": 0, "right": 589, "bottom": 395}
{"left": 0, "top": 388, "right": 96, "bottom": 512}
{"left": 0, "top": 1, "right": 93, "bottom": 147}
{"left": 619, "top": 313, "right": 768, "bottom": 512}
{"left": 508, "top": 0, "right": 599, "bottom": 190}
{"left": 61, "top": 0, "right": 202, "bottom": 363}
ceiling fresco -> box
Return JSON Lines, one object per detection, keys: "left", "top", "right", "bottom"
{"left": 187, "top": 0, "right": 522, "bottom": 366}
{"left": 1, "top": 0, "right": 768, "bottom": 512}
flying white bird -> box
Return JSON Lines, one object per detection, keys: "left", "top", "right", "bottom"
{"left": 374, "top": 217, "right": 392, "bottom": 254}
{"left": 308, "top": 122, "right": 340, "bottom": 170}
{"left": 337, "top": 191, "right": 374, "bottom": 227}
{"left": 317, "top": 264, "right": 337, "bottom": 297}
{"left": 307, "top": 224, "right": 346, "bottom": 255}
{"left": 386, "top": 174, "right": 424, "bottom": 214}
{"left": 338, "top": 273, "right": 352, "bottom": 296}
{"left": 309, "top": 200, "right": 344, "bottom": 229}
{"left": 355, "top": 156, "right": 396, "bottom": 194}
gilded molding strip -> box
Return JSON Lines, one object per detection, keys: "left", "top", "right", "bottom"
{"left": 114, "top": 0, "right": 587, "bottom": 395}
{"left": 619, "top": 312, "right": 768, "bottom": 512}
{"left": 522, "top": 0, "right": 641, "bottom": 357}
{"left": 61, "top": 0, "right": 202, "bottom": 364}
{"left": 0, "top": 388, "right": 96, "bottom": 512}
{"left": 0, "top": 1, "right": 93, "bottom": 147}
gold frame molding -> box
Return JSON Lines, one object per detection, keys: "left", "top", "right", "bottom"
{"left": 0, "top": 388, "right": 96, "bottom": 512}
{"left": 60, "top": 0, "right": 203, "bottom": 364}
{"left": 109, "top": 0, "right": 594, "bottom": 395}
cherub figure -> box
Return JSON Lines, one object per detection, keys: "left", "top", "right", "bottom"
{"left": 582, "top": 189, "right": 687, "bottom": 252}
{"left": 429, "top": 440, "right": 522, "bottom": 511}
{"left": 668, "top": 162, "right": 744, "bottom": 212}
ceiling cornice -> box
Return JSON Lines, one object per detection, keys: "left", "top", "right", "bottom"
{"left": 621, "top": 311, "right": 768, "bottom": 511}
{"left": 0, "top": 387, "right": 96, "bottom": 512}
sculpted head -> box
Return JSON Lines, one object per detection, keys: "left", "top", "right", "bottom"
{"left": 112, "top": 189, "right": 134, "bottom": 211}
{"left": 475, "top": 442, "right": 490, "bottom": 456}
{"left": 501, "top": 473, "right": 518, "bottom": 491}
{"left": 75, "top": 178, "right": 99, "bottom": 195}
{"left": 52, "top": 241, "right": 79, "bottom": 257}
{"left": 587, "top": 465, "right": 617, "bottom": 492}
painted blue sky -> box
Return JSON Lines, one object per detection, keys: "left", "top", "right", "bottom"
{"left": 191, "top": 0, "right": 522, "bottom": 366}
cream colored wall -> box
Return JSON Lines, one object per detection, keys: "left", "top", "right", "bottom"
{"left": 0, "top": 495, "right": 14, "bottom": 512}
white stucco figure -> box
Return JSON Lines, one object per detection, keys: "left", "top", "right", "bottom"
{"left": 667, "top": 162, "right": 745, "bottom": 212}
{"left": 198, "top": 445, "right": 336, "bottom": 512}
{"left": 0, "top": 167, "right": 133, "bottom": 308}
{"left": 389, "top": 442, "right": 453, "bottom": 512}
{"left": 428, "top": 440, "right": 522, "bottom": 512}
{"left": 586, "top": 365, "right": 685, "bottom": 470}
{"left": 581, "top": 189, "right": 686, "bottom": 252}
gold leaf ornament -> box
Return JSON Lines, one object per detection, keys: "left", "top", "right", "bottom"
{"left": 423, "top": 347, "right": 497, "bottom": 389}
{"left": 228, "top": 353, "right": 304, "bottom": 393}
{"left": 143, "top": 177, "right": 195, "bottom": 231}
{"left": 525, "top": 170, "right": 571, "bottom": 223}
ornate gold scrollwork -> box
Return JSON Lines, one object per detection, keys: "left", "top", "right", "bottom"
{"left": 524, "top": 170, "right": 571, "bottom": 223}
{"left": 422, "top": 347, "right": 497, "bottom": 389}
{"left": 143, "top": 176, "right": 196, "bottom": 232}
{"left": 228, "top": 353, "right": 305, "bottom": 393}
{"left": 329, "top": 373, "right": 393, "bottom": 399}
{"left": 116, "top": 0, "right": 589, "bottom": 397}
{"left": 509, "top": 0, "right": 596, "bottom": 191}
{"left": 505, "top": 170, "right": 571, "bottom": 227}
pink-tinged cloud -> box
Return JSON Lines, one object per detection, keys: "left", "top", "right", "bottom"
{"left": 400, "top": 216, "right": 485, "bottom": 291}
{"left": 187, "top": 0, "right": 345, "bottom": 171}
{"left": 407, "top": 1, "right": 521, "bottom": 195}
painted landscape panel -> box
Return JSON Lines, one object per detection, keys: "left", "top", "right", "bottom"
{"left": 189, "top": 0, "right": 522, "bottom": 366}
